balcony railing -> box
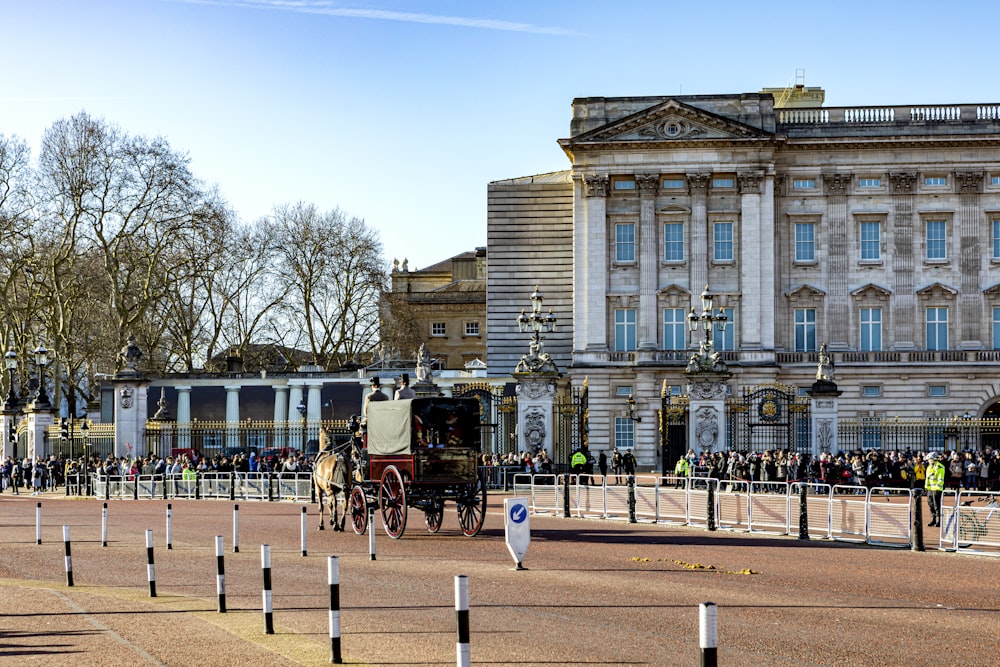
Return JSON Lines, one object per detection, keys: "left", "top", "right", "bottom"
{"left": 573, "top": 349, "right": 1000, "bottom": 367}
{"left": 778, "top": 104, "right": 1000, "bottom": 126}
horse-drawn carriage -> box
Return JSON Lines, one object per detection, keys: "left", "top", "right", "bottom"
{"left": 347, "top": 397, "right": 487, "bottom": 539}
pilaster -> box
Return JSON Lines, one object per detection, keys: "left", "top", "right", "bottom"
{"left": 890, "top": 172, "right": 916, "bottom": 349}
{"left": 738, "top": 171, "right": 764, "bottom": 350}
{"left": 688, "top": 173, "right": 710, "bottom": 312}
{"left": 637, "top": 174, "right": 659, "bottom": 349}
{"left": 685, "top": 372, "right": 730, "bottom": 453}
{"left": 822, "top": 174, "right": 851, "bottom": 349}
{"left": 957, "top": 171, "right": 984, "bottom": 348}
{"left": 582, "top": 174, "right": 609, "bottom": 351}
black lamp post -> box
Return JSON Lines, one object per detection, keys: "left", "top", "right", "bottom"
{"left": 32, "top": 342, "right": 50, "bottom": 407}
{"left": 687, "top": 285, "right": 729, "bottom": 356}
{"left": 626, "top": 394, "right": 642, "bottom": 423}
{"left": 297, "top": 400, "right": 307, "bottom": 452}
{"left": 4, "top": 344, "right": 17, "bottom": 410}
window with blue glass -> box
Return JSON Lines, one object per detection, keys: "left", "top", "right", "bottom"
{"left": 794, "top": 308, "right": 816, "bottom": 352}
{"left": 663, "top": 222, "right": 684, "bottom": 262}
{"left": 860, "top": 221, "right": 880, "bottom": 261}
{"left": 662, "top": 308, "right": 686, "bottom": 350}
{"left": 614, "top": 417, "right": 634, "bottom": 451}
{"left": 717, "top": 307, "right": 735, "bottom": 351}
{"left": 994, "top": 307, "right": 1000, "bottom": 350}
{"left": 860, "top": 307, "right": 882, "bottom": 351}
{"left": 926, "top": 307, "right": 948, "bottom": 350}
{"left": 993, "top": 219, "right": 1000, "bottom": 260}
{"left": 795, "top": 222, "right": 815, "bottom": 262}
{"left": 615, "top": 223, "right": 635, "bottom": 263}
{"left": 713, "top": 222, "right": 733, "bottom": 261}
{"left": 614, "top": 308, "right": 637, "bottom": 351}
{"left": 925, "top": 220, "right": 946, "bottom": 260}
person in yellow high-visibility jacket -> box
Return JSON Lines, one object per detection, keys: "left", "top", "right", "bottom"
{"left": 673, "top": 456, "right": 690, "bottom": 488}
{"left": 924, "top": 452, "right": 946, "bottom": 527}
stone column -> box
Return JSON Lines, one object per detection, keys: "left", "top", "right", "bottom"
{"left": 637, "top": 174, "right": 660, "bottom": 350}
{"left": 225, "top": 385, "right": 241, "bottom": 450}
{"left": 272, "top": 385, "right": 289, "bottom": 449}
{"left": 287, "top": 382, "right": 306, "bottom": 450}
{"left": 685, "top": 373, "right": 730, "bottom": 454}
{"left": 581, "top": 174, "right": 609, "bottom": 351}
{"left": 890, "top": 172, "right": 917, "bottom": 349}
{"left": 822, "top": 174, "right": 851, "bottom": 349}
{"left": 738, "top": 171, "right": 765, "bottom": 350}
{"left": 688, "top": 173, "right": 710, "bottom": 312}
{"left": 25, "top": 410, "right": 54, "bottom": 460}
{"left": 515, "top": 374, "right": 558, "bottom": 457}
{"left": 307, "top": 382, "right": 323, "bottom": 422}
{"left": 176, "top": 385, "right": 192, "bottom": 451}
{"left": 112, "top": 380, "right": 149, "bottom": 458}
{"left": 956, "top": 171, "right": 984, "bottom": 348}
{"left": 807, "top": 380, "right": 842, "bottom": 458}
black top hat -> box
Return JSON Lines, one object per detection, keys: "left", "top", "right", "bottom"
{"left": 401, "top": 373, "right": 409, "bottom": 384}
{"left": 370, "top": 376, "right": 381, "bottom": 387}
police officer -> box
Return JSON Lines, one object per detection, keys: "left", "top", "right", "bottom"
{"left": 924, "top": 452, "right": 946, "bottom": 527}
{"left": 570, "top": 449, "right": 587, "bottom": 480}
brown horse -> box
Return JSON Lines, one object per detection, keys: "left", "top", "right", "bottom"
{"left": 313, "top": 429, "right": 352, "bottom": 531}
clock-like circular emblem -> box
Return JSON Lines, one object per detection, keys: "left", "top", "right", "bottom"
{"left": 757, "top": 391, "right": 781, "bottom": 422}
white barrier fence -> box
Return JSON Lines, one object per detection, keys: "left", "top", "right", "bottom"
{"left": 91, "top": 472, "right": 315, "bottom": 503}
{"left": 516, "top": 475, "right": 999, "bottom": 554}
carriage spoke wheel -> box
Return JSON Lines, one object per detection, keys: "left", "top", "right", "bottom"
{"left": 378, "top": 465, "right": 407, "bottom": 539}
{"left": 349, "top": 485, "right": 368, "bottom": 535}
{"left": 425, "top": 502, "right": 444, "bottom": 533}
{"left": 456, "top": 472, "right": 487, "bottom": 537}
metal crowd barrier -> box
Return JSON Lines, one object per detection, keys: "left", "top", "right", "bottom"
{"left": 88, "top": 472, "right": 314, "bottom": 503}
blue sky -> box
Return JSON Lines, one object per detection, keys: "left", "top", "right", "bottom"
{"left": 3, "top": 0, "right": 999, "bottom": 270}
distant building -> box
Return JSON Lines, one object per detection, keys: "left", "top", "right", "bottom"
{"left": 488, "top": 83, "right": 1000, "bottom": 465}
{"left": 382, "top": 248, "right": 487, "bottom": 371}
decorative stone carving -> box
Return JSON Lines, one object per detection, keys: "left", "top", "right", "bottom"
{"left": 116, "top": 335, "right": 143, "bottom": 377}
{"left": 515, "top": 336, "right": 558, "bottom": 374}
{"left": 688, "top": 379, "right": 728, "bottom": 401}
{"left": 415, "top": 343, "right": 433, "bottom": 383}
{"left": 687, "top": 173, "right": 710, "bottom": 192}
{"left": 737, "top": 171, "right": 764, "bottom": 195}
{"left": 816, "top": 418, "right": 834, "bottom": 452}
{"left": 517, "top": 379, "right": 555, "bottom": 400}
{"left": 119, "top": 386, "right": 134, "bottom": 409}
{"left": 955, "top": 171, "right": 984, "bottom": 193}
{"left": 637, "top": 117, "right": 705, "bottom": 140}
{"left": 583, "top": 174, "right": 609, "bottom": 198}
{"left": 816, "top": 343, "right": 834, "bottom": 381}
{"left": 694, "top": 406, "right": 719, "bottom": 449}
{"left": 889, "top": 172, "right": 917, "bottom": 194}
{"left": 636, "top": 174, "right": 660, "bottom": 196}
{"left": 822, "top": 173, "right": 851, "bottom": 196}
{"left": 522, "top": 407, "right": 547, "bottom": 450}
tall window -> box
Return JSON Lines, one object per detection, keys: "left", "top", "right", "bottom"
{"left": 614, "top": 308, "right": 637, "bottom": 351}
{"left": 993, "top": 219, "right": 1000, "bottom": 260}
{"left": 717, "top": 307, "right": 735, "bottom": 351}
{"left": 795, "top": 223, "right": 815, "bottom": 262}
{"left": 860, "top": 307, "right": 882, "bottom": 351}
{"left": 615, "top": 223, "right": 635, "bottom": 263}
{"left": 860, "top": 221, "right": 880, "bottom": 261}
{"left": 994, "top": 307, "right": 1000, "bottom": 350}
{"left": 662, "top": 308, "right": 686, "bottom": 350}
{"left": 925, "top": 220, "right": 947, "bottom": 260}
{"left": 926, "top": 307, "right": 948, "bottom": 350}
{"left": 663, "top": 222, "right": 684, "bottom": 262}
{"left": 614, "top": 417, "right": 634, "bottom": 451}
{"left": 713, "top": 222, "right": 733, "bottom": 261}
{"left": 794, "top": 308, "right": 816, "bottom": 352}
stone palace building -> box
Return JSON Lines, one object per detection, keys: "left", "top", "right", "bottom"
{"left": 487, "top": 84, "right": 1000, "bottom": 467}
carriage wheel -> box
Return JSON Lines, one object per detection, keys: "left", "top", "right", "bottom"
{"left": 349, "top": 485, "right": 368, "bottom": 535}
{"left": 378, "top": 465, "right": 407, "bottom": 539}
{"left": 424, "top": 502, "right": 444, "bottom": 533}
{"left": 456, "top": 471, "right": 488, "bottom": 537}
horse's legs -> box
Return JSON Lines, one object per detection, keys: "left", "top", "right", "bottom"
{"left": 316, "top": 485, "right": 326, "bottom": 530}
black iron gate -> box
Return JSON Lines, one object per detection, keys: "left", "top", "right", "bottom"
{"left": 727, "top": 383, "right": 811, "bottom": 453}
{"left": 452, "top": 382, "right": 518, "bottom": 457}
{"left": 659, "top": 387, "right": 688, "bottom": 474}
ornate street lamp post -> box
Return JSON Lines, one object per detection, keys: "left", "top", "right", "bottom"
{"left": 4, "top": 343, "right": 17, "bottom": 410}
{"left": 297, "top": 400, "right": 307, "bottom": 452}
{"left": 686, "top": 285, "right": 729, "bottom": 373}
{"left": 32, "top": 341, "right": 51, "bottom": 407}
{"left": 515, "top": 286, "right": 557, "bottom": 374}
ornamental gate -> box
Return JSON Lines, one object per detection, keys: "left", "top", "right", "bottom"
{"left": 452, "top": 382, "right": 518, "bottom": 457}
{"left": 727, "top": 383, "right": 811, "bottom": 453}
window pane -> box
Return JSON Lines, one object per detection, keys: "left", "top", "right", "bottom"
{"left": 663, "top": 222, "right": 684, "bottom": 261}
{"left": 860, "top": 222, "right": 880, "bottom": 261}
{"left": 717, "top": 307, "right": 735, "bottom": 351}
{"left": 995, "top": 307, "right": 1000, "bottom": 350}
{"left": 795, "top": 223, "right": 815, "bottom": 262}
{"left": 615, "top": 223, "right": 635, "bottom": 262}
{"left": 662, "top": 179, "right": 685, "bottom": 189}
{"left": 926, "top": 307, "right": 948, "bottom": 350}
{"left": 614, "top": 308, "right": 636, "bottom": 351}
{"left": 614, "top": 417, "right": 634, "bottom": 450}
{"left": 926, "top": 221, "right": 946, "bottom": 260}
{"left": 861, "top": 307, "right": 882, "bottom": 351}
{"left": 662, "top": 308, "right": 686, "bottom": 350}
{"left": 993, "top": 220, "right": 1000, "bottom": 260}
{"left": 714, "top": 222, "right": 733, "bottom": 261}
{"left": 794, "top": 308, "right": 816, "bottom": 352}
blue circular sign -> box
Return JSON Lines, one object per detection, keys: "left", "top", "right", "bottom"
{"left": 509, "top": 503, "right": 528, "bottom": 524}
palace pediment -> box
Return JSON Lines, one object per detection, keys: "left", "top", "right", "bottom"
{"left": 565, "top": 99, "right": 772, "bottom": 145}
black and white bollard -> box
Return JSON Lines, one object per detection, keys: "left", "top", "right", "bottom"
{"left": 300, "top": 506, "right": 308, "bottom": 557}
{"left": 455, "top": 575, "right": 470, "bottom": 667}
{"left": 233, "top": 504, "right": 240, "bottom": 553}
{"left": 215, "top": 535, "right": 226, "bottom": 613}
{"left": 63, "top": 525, "right": 74, "bottom": 587}
{"left": 36, "top": 502, "right": 42, "bottom": 544}
{"left": 101, "top": 502, "right": 108, "bottom": 547}
{"left": 699, "top": 602, "right": 718, "bottom": 667}
{"left": 146, "top": 529, "right": 157, "bottom": 597}
{"left": 368, "top": 508, "right": 376, "bottom": 561}
{"left": 261, "top": 544, "right": 274, "bottom": 634}
{"left": 166, "top": 503, "right": 173, "bottom": 550}
{"left": 328, "top": 555, "right": 342, "bottom": 663}
{"left": 798, "top": 482, "right": 810, "bottom": 540}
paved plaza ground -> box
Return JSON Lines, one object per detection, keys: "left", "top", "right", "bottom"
{"left": 1, "top": 491, "right": 998, "bottom": 666}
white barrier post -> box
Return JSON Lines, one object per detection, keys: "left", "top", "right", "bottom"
{"left": 368, "top": 508, "right": 376, "bottom": 561}
{"left": 261, "top": 544, "right": 274, "bottom": 634}
{"left": 146, "top": 529, "right": 157, "bottom": 597}
{"left": 455, "top": 575, "right": 470, "bottom": 667}
{"left": 166, "top": 503, "right": 173, "bottom": 550}
{"left": 36, "top": 502, "right": 42, "bottom": 544}
{"left": 101, "top": 502, "right": 108, "bottom": 547}
{"left": 699, "top": 602, "right": 717, "bottom": 667}
{"left": 63, "top": 525, "right": 74, "bottom": 587}
{"left": 233, "top": 504, "right": 240, "bottom": 553}
{"left": 300, "top": 506, "right": 308, "bottom": 557}
{"left": 328, "top": 555, "right": 342, "bottom": 663}
{"left": 215, "top": 535, "right": 226, "bottom": 613}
